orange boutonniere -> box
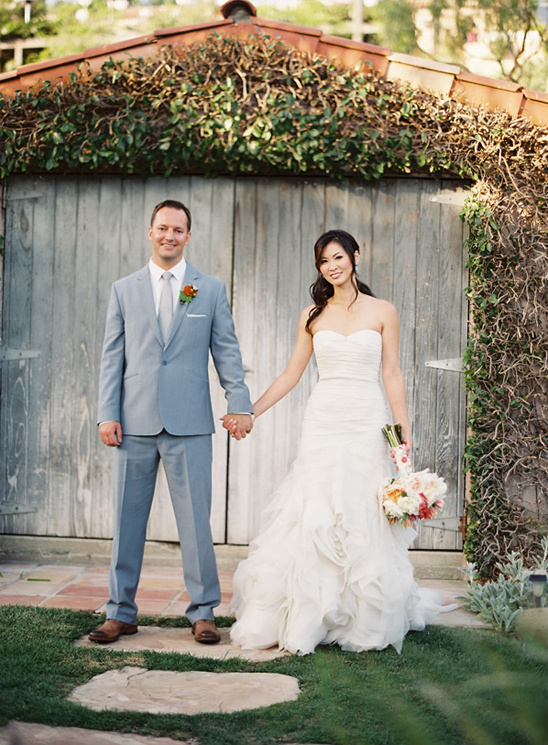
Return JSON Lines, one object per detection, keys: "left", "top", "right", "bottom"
{"left": 180, "top": 285, "right": 198, "bottom": 304}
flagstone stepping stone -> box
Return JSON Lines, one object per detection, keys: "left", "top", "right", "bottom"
{"left": 77, "top": 626, "right": 286, "bottom": 660}
{"left": 69, "top": 666, "right": 300, "bottom": 715}
{"left": 0, "top": 721, "right": 189, "bottom": 745}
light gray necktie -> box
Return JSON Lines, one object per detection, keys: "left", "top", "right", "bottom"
{"left": 158, "top": 271, "right": 173, "bottom": 344}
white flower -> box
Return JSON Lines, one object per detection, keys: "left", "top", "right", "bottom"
{"left": 422, "top": 473, "right": 448, "bottom": 505}
{"left": 383, "top": 499, "right": 404, "bottom": 519}
{"left": 399, "top": 494, "right": 422, "bottom": 515}
{"left": 404, "top": 469, "right": 430, "bottom": 495}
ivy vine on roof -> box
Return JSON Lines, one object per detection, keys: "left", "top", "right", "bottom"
{"left": 1, "top": 34, "right": 547, "bottom": 577}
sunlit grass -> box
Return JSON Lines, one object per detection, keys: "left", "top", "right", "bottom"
{"left": 1, "top": 605, "right": 546, "bottom": 745}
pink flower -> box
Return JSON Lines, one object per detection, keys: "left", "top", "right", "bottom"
{"left": 418, "top": 495, "right": 431, "bottom": 520}
{"left": 381, "top": 423, "right": 446, "bottom": 526}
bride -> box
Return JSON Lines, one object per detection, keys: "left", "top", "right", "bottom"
{"left": 222, "top": 229, "right": 446, "bottom": 655}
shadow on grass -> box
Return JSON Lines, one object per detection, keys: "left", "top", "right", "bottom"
{"left": 313, "top": 630, "right": 548, "bottom": 745}
{"left": 0, "top": 606, "right": 546, "bottom": 745}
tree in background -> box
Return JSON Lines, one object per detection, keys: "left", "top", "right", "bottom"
{"left": 476, "top": 0, "right": 548, "bottom": 83}
{"left": 250, "top": 0, "right": 356, "bottom": 39}
{"left": 0, "top": 0, "right": 56, "bottom": 39}
{"left": 0, "top": 0, "right": 57, "bottom": 71}
{"left": 371, "top": 0, "right": 417, "bottom": 53}
{"left": 372, "top": 0, "right": 547, "bottom": 88}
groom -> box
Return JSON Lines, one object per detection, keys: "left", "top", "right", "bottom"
{"left": 89, "top": 199, "right": 253, "bottom": 645}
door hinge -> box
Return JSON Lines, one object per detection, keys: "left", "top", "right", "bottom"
{"left": 0, "top": 503, "right": 37, "bottom": 516}
{"left": 425, "top": 358, "right": 463, "bottom": 373}
{"left": 429, "top": 193, "right": 467, "bottom": 207}
{"left": 421, "top": 516, "right": 465, "bottom": 533}
{"left": 0, "top": 348, "right": 41, "bottom": 362}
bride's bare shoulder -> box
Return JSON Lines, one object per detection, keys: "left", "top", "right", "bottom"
{"left": 365, "top": 297, "right": 398, "bottom": 330}
{"left": 300, "top": 304, "right": 316, "bottom": 320}
{"left": 297, "top": 305, "right": 317, "bottom": 329}
{"left": 370, "top": 297, "right": 397, "bottom": 314}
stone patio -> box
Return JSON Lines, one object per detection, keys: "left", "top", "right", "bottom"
{"left": 0, "top": 557, "right": 491, "bottom": 744}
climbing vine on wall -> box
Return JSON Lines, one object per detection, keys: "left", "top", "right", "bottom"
{"left": 0, "top": 34, "right": 546, "bottom": 576}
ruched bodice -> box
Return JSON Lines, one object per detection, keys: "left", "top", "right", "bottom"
{"left": 302, "top": 329, "right": 388, "bottom": 441}
{"left": 230, "top": 330, "right": 446, "bottom": 655}
{"left": 313, "top": 329, "right": 382, "bottom": 382}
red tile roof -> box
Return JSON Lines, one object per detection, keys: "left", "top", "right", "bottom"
{"left": 1, "top": 0, "right": 547, "bottom": 127}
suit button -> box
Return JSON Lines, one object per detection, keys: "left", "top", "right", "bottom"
{"left": 162, "top": 361, "right": 167, "bottom": 366}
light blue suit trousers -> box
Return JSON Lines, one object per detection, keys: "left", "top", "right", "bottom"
{"left": 107, "top": 431, "right": 217, "bottom": 624}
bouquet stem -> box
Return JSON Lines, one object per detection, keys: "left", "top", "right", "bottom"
{"left": 382, "top": 423, "right": 404, "bottom": 448}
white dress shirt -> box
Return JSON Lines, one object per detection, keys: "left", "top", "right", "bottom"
{"left": 149, "top": 257, "right": 187, "bottom": 315}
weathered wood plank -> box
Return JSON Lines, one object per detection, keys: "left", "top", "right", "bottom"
{"left": 70, "top": 181, "right": 102, "bottom": 538}
{"left": 412, "top": 183, "right": 442, "bottom": 549}
{"left": 392, "top": 180, "right": 420, "bottom": 429}
{"left": 269, "top": 180, "right": 311, "bottom": 502}
{"left": 119, "top": 178, "right": 151, "bottom": 275}
{"left": 45, "top": 178, "right": 79, "bottom": 536}
{"left": 24, "top": 179, "right": 55, "bottom": 536}
{"left": 324, "top": 180, "right": 373, "bottom": 267}
{"left": 370, "top": 180, "right": 395, "bottom": 303}
{"left": 426, "top": 186, "right": 467, "bottom": 549}
{"left": 228, "top": 177, "right": 277, "bottom": 543}
{"left": 91, "top": 177, "right": 125, "bottom": 539}
{"left": 1, "top": 178, "right": 36, "bottom": 534}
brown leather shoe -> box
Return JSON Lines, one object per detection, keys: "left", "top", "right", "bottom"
{"left": 89, "top": 618, "right": 138, "bottom": 644}
{"left": 192, "top": 619, "right": 221, "bottom": 644}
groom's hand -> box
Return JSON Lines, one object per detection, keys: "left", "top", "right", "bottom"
{"left": 220, "top": 414, "right": 253, "bottom": 440}
{"left": 99, "top": 421, "right": 123, "bottom": 447}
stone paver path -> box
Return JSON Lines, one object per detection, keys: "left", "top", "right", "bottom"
{"left": 0, "top": 558, "right": 491, "bottom": 745}
{"left": 69, "top": 666, "right": 300, "bottom": 715}
{"left": 77, "top": 626, "right": 287, "bottom": 660}
{"left": 0, "top": 722, "right": 193, "bottom": 745}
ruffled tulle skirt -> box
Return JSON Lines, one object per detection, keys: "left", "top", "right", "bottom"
{"left": 230, "top": 344, "right": 449, "bottom": 655}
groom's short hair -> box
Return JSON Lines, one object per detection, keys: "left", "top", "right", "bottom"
{"left": 150, "top": 200, "right": 192, "bottom": 231}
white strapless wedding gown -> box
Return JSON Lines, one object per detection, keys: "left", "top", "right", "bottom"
{"left": 230, "top": 329, "right": 445, "bottom": 655}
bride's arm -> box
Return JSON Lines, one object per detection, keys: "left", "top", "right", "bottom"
{"left": 252, "top": 307, "right": 314, "bottom": 418}
{"left": 221, "top": 307, "right": 314, "bottom": 432}
{"left": 380, "top": 302, "right": 412, "bottom": 447}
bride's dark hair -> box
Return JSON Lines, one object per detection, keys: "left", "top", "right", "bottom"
{"left": 305, "top": 229, "right": 374, "bottom": 334}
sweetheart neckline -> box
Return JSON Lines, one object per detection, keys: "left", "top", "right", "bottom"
{"left": 314, "top": 329, "right": 381, "bottom": 339}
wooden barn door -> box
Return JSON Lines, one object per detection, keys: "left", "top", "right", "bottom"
{"left": 229, "top": 177, "right": 468, "bottom": 550}
{"left": 0, "top": 175, "right": 467, "bottom": 550}
{"left": 0, "top": 175, "right": 235, "bottom": 545}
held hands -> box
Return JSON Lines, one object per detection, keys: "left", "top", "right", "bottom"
{"left": 99, "top": 421, "right": 123, "bottom": 447}
{"left": 220, "top": 414, "right": 253, "bottom": 440}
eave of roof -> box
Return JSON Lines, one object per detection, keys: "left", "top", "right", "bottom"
{"left": 1, "top": 0, "right": 547, "bottom": 127}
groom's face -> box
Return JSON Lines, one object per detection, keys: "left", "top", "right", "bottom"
{"left": 149, "top": 207, "right": 191, "bottom": 269}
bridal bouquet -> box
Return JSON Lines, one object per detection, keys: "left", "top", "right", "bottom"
{"left": 381, "top": 424, "right": 447, "bottom": 528}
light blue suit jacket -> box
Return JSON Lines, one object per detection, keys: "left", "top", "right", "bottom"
{"left": 97, "top": 262, "right": 253, "bottom": 435}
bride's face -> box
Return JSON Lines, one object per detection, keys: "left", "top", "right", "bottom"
{"left": 319, "top": 241, "right": 355, "bottom": 286}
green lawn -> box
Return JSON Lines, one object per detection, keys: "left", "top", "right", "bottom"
{"left": 1, "top": 605, "right": 546, "bottom": 745}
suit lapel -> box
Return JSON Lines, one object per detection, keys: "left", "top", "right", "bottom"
{"left": 136, "top": 266, "right": 164, "bottom": 348}
{"left": 166, "top": 263, "right": 200, "bottom": 346}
